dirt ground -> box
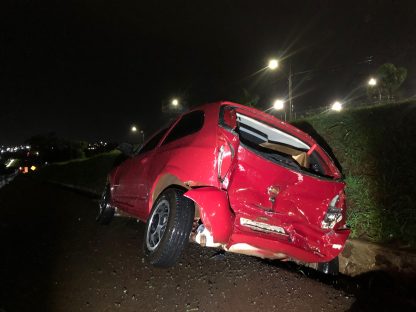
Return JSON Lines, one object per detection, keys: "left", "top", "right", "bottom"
{"left": 1, "top": 178, "right": 415, "bottom": 311}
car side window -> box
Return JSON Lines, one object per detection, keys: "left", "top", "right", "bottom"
{"left": 162, "top": 110, "right": 204, "bottom": 145}
{"left": 137, "top": 127, "right": 169, "bottom": 155}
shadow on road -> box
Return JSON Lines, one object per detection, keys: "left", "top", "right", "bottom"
{"left": 0, "top": 177, "right": 61, "bottom": 311}
{"left": 259, "top": 259, "right": 416, "bottom": 311}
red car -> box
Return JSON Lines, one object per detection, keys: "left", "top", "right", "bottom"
{"left": 98, "top": 101, "right": 350, "bottom": 273}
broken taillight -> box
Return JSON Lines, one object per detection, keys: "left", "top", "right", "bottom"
{"left": 321, "top": 194, "right": 343, "bottom": 229}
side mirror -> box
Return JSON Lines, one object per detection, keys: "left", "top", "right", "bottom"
{"left": 117, "top": 143, "right": 134, "bottom": 157}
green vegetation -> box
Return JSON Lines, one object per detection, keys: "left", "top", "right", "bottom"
{"left": 36, "top": 150, "right": 121, "bottom": 194}
{"left": 368, "top": 63, "right": 407, "bottom": 101}
{"left": 294, "top": 100, "right": 416, "bottom": 246}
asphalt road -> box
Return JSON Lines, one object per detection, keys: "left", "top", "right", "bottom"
{"left": 0, "top": 178, "right": 415, "bottom": 312}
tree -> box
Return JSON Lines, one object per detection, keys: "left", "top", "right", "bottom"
{"left": 376, "top": 63, "right": 407, "bottom": 100}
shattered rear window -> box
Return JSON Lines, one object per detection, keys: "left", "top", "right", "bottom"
{"left": 235, "top": 112, "right": 329, "bottom": 178}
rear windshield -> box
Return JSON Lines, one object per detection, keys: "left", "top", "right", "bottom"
{"left": 220, "top": 106, "right": 330, "bottom": 178}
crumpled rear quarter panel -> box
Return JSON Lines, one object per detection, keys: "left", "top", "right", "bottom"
{"left": 225, "top": 144, "right": 349, "bottom": 262}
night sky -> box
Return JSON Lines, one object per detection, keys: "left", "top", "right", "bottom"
{"left": 2, "top": 0, "right": 416, "bottom": 144}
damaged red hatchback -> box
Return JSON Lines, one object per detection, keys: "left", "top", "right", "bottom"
{"left": 98, "top": 101, "right": 350, "bottom": 273}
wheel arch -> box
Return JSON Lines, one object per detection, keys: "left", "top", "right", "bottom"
{"left": 148, "top": 173, "right": 192, "bottom": 219}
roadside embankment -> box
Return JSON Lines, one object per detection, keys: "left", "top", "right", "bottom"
{"left": 294, "top": 100, "right": 416, "bottom": 248}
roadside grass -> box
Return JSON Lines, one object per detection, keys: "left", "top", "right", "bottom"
{"left": 294, "top": 100, "right": 416, "bottom": 247}
{"left": 36, "top": 150, "right": 121, "bottom": 195}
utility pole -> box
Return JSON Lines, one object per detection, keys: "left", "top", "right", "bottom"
{"left": 288, "top": 64, "right": 293, "bottom": 121}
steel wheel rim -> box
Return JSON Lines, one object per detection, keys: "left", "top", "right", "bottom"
{"left": 99, "top": 187, "right": 109, "bottom": 214}
{"left": 146, "top": 199, "right": 170, "bottom": 251}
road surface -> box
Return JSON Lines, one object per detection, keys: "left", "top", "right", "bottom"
{"left": 0, "top": 178, "right": 415, "bottom": 311}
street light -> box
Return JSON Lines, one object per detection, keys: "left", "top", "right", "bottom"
{"left": 267, "top": 58, "right": 294, "bottom": 120}
{"left": 268, "top": 59, "right": 279, "bottom": 70}
{"left": 331, "top": 101, "right": 343, "bottom": 112}
{"left": 368, "top": 78, "right": 377, "bottom": 86}
{"left": 273, "top": 99, "right": 285, "bottom": 110}
{"left": 131, "top": 126, "right": 137, "bottom": 132}
{"left": 172, "top": 98, "right": 179, "bottom": 107}
{"left": 272, "top": 99, "right": 287, "bottom": 121}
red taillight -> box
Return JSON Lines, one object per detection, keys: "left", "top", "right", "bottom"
{"left": 321, "top": 194, "right": 343, "bottom": 230}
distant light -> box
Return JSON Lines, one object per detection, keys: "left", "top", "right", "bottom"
{"left": 268, "top": 59, "right": 279, "bottom": 70}
{"left": 131, "top": 126, "right": 137, "bottom": 132}
{"left": 35, "top": 151, "right": 39, "bottom": 156}
{"left": 368, "top": 78, "right": 377, "bottom": 86}
{"left": 331, "top": 101, "right": 343, "bottom": 112}
{"left": 30, "top": 165, "right": 37, "bottom": 171}
{"left": 273, "top": 99, "right": 285, "bottom": 110}
{"left": 26, "top": 145, "right": 30, "bottom": 149}
{"left": 5, "top": 159, "right": 17, "bottom": 168}
{"left": 172, "top": 99, "right": 179, "bottom": 106}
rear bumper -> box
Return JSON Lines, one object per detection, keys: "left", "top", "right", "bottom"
{"left": 185, "top": 186, "right": 349, "bottom": 263}
{"left": 228, "top": 215, "right": 350, "bottom": 263}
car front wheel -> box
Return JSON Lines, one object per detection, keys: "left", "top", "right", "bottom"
{"left": 144, "top": 188, "right": 194, "bottom": 267}
{"left": 96, "top": 184, "right": 115, "bottom": 225}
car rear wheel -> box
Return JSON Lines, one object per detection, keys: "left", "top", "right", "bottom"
{"left": 144, "top": 188, "right": 195, "bottom": 267}
{"left": 96, "top": 184, "right": 115, "bottom": 225}
{"left": 317, "top": 256, "right": 339, "bottom": 275}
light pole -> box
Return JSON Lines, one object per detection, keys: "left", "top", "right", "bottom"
{"left": 140, "top": 130, "right": 145, "bottom": 144}
{"left": 288, "top": 64, "right": 293, "bottom": 120}
{"left": 268, "top": 59, "right": 294, "bottom": 121}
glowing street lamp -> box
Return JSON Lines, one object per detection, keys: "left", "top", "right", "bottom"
{"left": 267, "top": 58, "right": 295, "bottom": 120}
{"left": 131, "top": 126, "right": 137, "bottom": 132}
{"left": 368, "top": 78, "right": 377, "bottom": 86}
{"left": 171, "top": 98, "right": 179, "bottom": 107}
{"left": 273, "top": 99, "right": 285, "bottom": 110}
{"left": 331, "top": 101, "right": 343, "bottom": 112}
{"left": 268, "top": 59, "right": 279, "bottom": 70}
{"left": 368, "top": 77, "right": 381, "bottom": 102}
{"left": 272, "top": 99, "right": 287, "bottom": 121}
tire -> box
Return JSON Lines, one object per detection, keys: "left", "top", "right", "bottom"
{"left": 144, "top": 188, "right": 195, "bottom": 267}
{"left": 317, "top": 256, "right": 339, "bottom": 275}
{"left": 96, "top": 184, "right": 115, "bottom": 225}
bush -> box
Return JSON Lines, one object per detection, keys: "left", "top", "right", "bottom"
{"left": 294, "top": 101, "right": 416, "bottom": 246}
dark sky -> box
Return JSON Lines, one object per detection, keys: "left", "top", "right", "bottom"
{"left": 1, "top": 0, "right": 416, "bottom": 144}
